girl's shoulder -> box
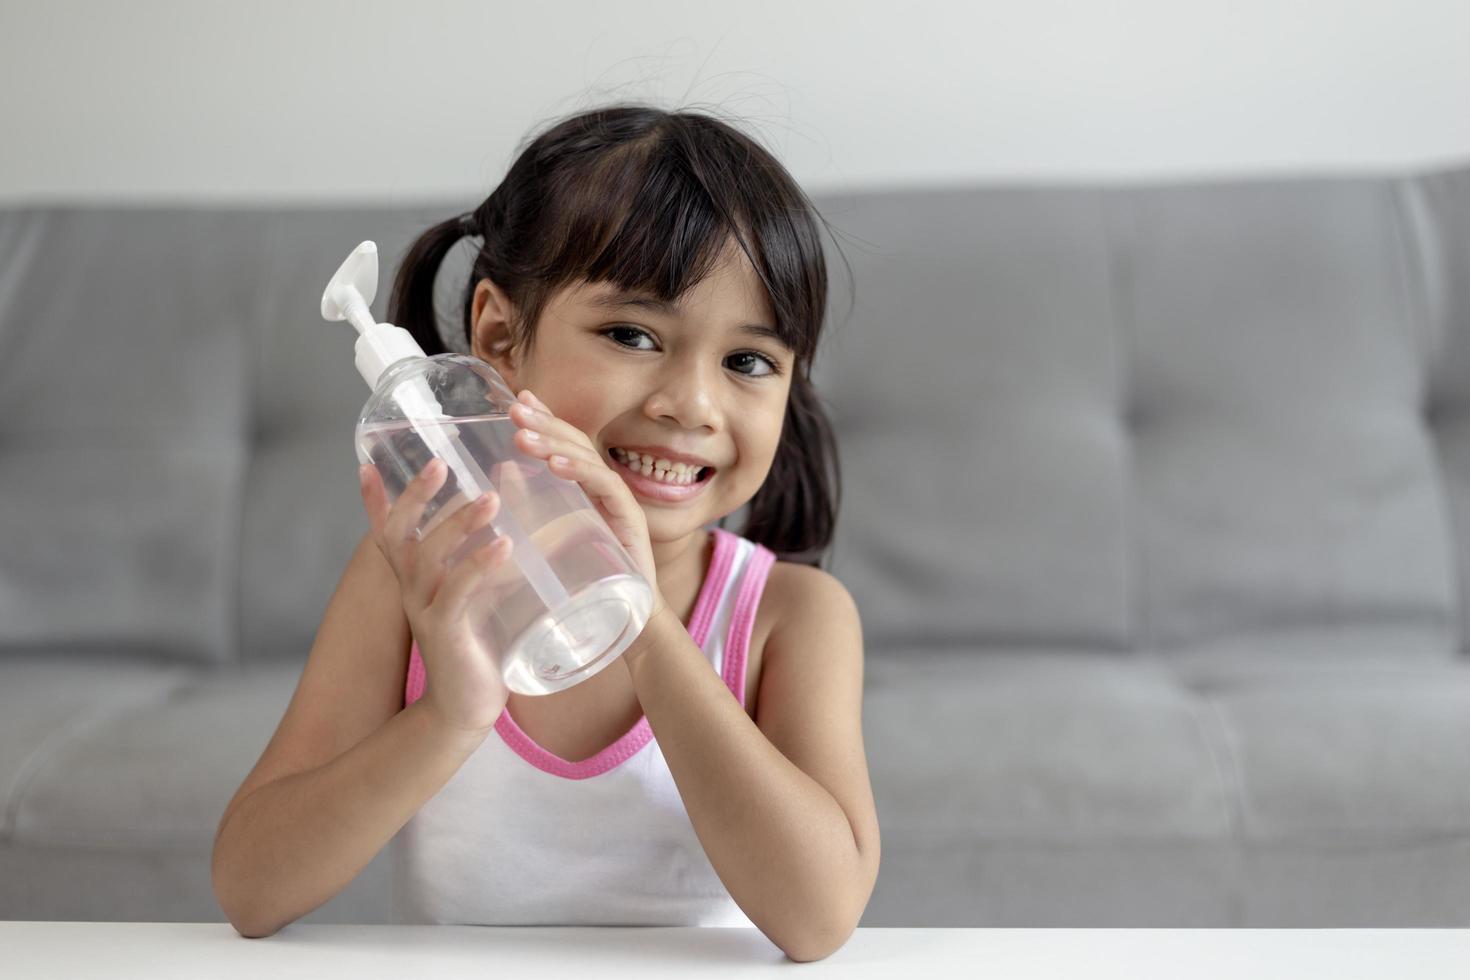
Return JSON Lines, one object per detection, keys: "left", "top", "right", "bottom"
{"left": 717, "top": 530, "right": 859, "bottom": 718}
{"left": 759, "top": 559, "right": 858, "bottom": 635}
{"left": 747, "top": 558, "right": 861, "bottom": 712}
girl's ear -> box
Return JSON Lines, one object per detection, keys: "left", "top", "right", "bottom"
{"left": 471, "top": 277, "right": 520, "bottom": 389}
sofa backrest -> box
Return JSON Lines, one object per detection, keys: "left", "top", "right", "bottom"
{"left": 815, "top": 167, "right": 1470, "bottom": 659}
{"left": 0, "top": 206, "right": 453, "bottom": 665}
{"left": 1, "top": 167, "right": 1468, "bottom": 665}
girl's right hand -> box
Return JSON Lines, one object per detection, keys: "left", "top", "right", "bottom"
{"left": 359, "top": 458, "right": 514, "bottom": 737}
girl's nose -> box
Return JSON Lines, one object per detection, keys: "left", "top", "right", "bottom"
{"left": 644, "top": 366, "right": 719, "bottom": 430}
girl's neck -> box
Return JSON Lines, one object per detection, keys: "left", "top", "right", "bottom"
{"left": 651, "top": 527, "right": 718, "bottom": 627}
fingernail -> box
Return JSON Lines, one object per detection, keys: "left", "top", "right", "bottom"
{"left": 358, "top": 464, "right": 371, "bottom": 485}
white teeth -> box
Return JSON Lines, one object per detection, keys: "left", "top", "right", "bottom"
{"left": 610, "top": 447, "right": 708, "bottom": 486}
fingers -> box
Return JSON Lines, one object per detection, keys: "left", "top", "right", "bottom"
{"left": 360, "top": 460, "right": 436, "bottom": 558}
{"left": 516, "top": 427, "right": 607, "bottom": 472}
{"left": 509, "top": 403, "right": 605, "bottom": 471}
{"left": 384, "top": 458, "right": 450, "bottom": 547}
{"left": 509, "top": 399, "right": 598, "bottom": 456}
{"left": 359, "top": 464, "right": 387, "bottom": 532}
{"left": 360, "top": 458, "right": 471, "bottom": 591}
{"left": 506, "top": 394, "right": 644, "bottom": 527}
{"left": 435, "top": 532, "right": 515, "bottom": 618}
{"left": 418, "top": 487, "right": 501, "bottom": 588}
{"left": 506, "top": 397, "right": 619, "bottom": 488}
{"left": 544, "top": 451, "right": 641, "bottom": 526}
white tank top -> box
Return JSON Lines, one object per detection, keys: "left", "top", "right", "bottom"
{"left": 389, "top": 526, "right": 776, "bottom": 926}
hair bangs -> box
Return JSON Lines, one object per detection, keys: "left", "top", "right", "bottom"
{"left": 569, "top": 153, "right": 734, "bottom": 306}
{"left": 533, "top": 126, "right": 819, "bottom": 363}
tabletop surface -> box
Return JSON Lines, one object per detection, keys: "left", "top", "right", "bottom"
{"left": 3, "top": 922, "right": 1469, "bottom": 978}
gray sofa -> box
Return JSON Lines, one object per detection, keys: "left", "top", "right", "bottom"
{"left": 4, "top": 163, "right": 1470, "bottom": 927}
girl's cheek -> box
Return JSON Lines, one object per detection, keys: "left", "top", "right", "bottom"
{"left": 563, "top": 372, "right": 615, "bottom": 412}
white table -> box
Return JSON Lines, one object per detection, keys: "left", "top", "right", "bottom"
{"left": 2, "top": 922, "right": 1469, "bottom": 978}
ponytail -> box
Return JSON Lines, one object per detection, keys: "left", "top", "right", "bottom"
{"left": 386, "top": 213, "right": 477, "bottom": 357}
{"left": 737, "top": 372, "right": 842, "bottom": 569}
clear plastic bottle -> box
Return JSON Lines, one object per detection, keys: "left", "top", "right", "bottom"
{"left": 320, "top": 241, "right": 652, "bottom": 695}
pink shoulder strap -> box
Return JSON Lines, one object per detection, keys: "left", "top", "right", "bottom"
{"left": 720, "top": 532, "right": 776, "bottom": 709}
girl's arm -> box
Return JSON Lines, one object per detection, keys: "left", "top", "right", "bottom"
{"left": 622, "top": 565, "right": 879, "bottom": 963}
{"left": 212, "top": 697, "right": 489, "bottom": 937}
{"left": 499, "top": 391, "right": 879, "bottom": 957}
{"left": 212, "top": 533, "right": 492, "bottom": 938}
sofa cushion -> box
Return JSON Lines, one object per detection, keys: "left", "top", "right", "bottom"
{"left": 0, "top": 655, "right": 194, "bottom": 840}
{"left": 1120, "top": 176, "right": 1456, "bottom": 651}
{"left": 863, "top": 642, "right": 1470, "bottom": 845}
{"left": 812, "top": 187, "right": 1132, "bottom": 652}
{"left": 812, "top": 174, "right": 1466, "bottom": 656}
{"left": 4, "top": 657, "right": 296, "bottom": 849}
{"left": 861, "top": 647, "right": 1231, "bottom": 842}
{"left": 1210, "top": 664, "right": 1470, "bottom": 840}
{"left": 0, "top": 209, "right": 258, "bottom": 664}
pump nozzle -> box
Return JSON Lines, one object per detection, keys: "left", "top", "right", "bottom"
{"left": 319, "top": 239, "right": 575, "bottom": 623}
{"left": 320, "top": 241, "right": 427, "bottom": 388}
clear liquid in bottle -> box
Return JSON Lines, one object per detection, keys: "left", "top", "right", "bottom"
{"left": 359, "top": 413, "right": 652, "bottom": 694}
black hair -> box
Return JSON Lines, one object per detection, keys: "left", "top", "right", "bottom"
{"left": 387, "top": 103, "right": 849, "bottom": 569}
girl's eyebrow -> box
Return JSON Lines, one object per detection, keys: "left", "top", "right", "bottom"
{"left": 587, "top": 289, "right": 677, "bottom": 314}
{"left": 588, "top": 288, "right": 792, "bottom": 350}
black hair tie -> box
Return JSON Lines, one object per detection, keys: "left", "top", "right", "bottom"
{"left": 458, "top": 214, "right": 478, "bottom": 238}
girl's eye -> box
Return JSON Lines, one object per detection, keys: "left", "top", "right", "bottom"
{"left": 603, "top": 325, "right": 656, "bottom": 351}
{"left": 726, "top": 351, "right": 779, "bottom": 378}
{"left": 600, "top": 326, "right": 782, "bottom": 378}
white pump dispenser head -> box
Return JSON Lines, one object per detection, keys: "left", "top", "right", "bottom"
{"left": 319, "top": 240, "right": 576, "bottom": 627}
{"left": 320, "top": 241, "right": 427, "bottom": 388}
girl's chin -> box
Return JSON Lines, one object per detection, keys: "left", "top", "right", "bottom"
{"left": 640, "top": 489, "right": 723, "bottom": 534}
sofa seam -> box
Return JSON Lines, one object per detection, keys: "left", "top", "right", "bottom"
{"left": 227, "top": 213, "right": 284, "bottom": 668}
{"left": 1195, "top": 692, "right": 1249, "bottom": 926}
{"left": 1387, "top": 176, "right": 1466, "bottom": 656}
{"left": 0, "top": 675, "right": 193, "bottom": 840}
{"left": 1102, "top": 186, "right": 1145, "bottom": 656}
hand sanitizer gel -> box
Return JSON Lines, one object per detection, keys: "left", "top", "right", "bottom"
{"left": 321, "top": 240, "right": 653, "bottom": 695}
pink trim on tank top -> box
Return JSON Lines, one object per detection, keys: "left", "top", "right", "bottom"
{"left": 724, "top": 543, "right": 775, "bottom": 708}
{"left": 402, "top": 526, "right": 772, "bottom": 780}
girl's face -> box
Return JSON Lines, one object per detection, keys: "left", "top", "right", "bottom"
{"left": 469, "top": 238, "right": 794, "bottom": 546}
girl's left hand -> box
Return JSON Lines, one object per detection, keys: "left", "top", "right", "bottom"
{"left": 508, "top": 389, "right": 668, "bottom": 619}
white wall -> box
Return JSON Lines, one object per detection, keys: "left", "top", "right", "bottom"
{"left": 2, "top": 0, "right": 1468, "bottom": 204}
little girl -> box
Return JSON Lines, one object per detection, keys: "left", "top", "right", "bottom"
{"left": 212, "top": 104, "right": 878, "bottom": 963}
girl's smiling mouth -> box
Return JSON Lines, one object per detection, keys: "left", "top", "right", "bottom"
{"left": 608, "top": 446, "right": 716, "bottom": 502}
